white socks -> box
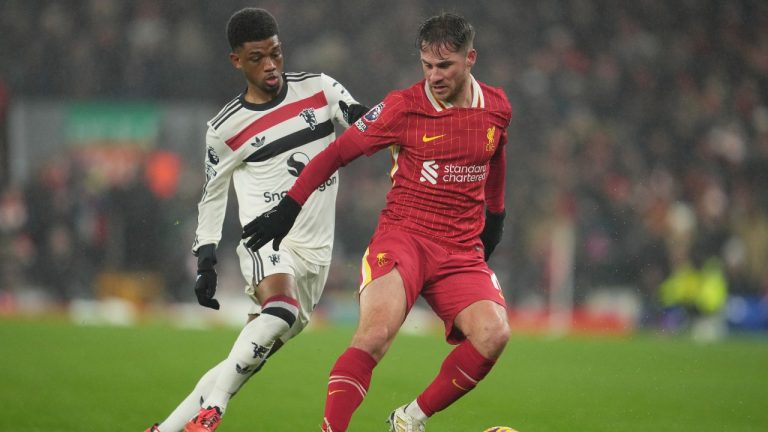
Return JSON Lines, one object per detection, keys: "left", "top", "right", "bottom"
{"left": 202, "top": 295, "right": 298, "bottom": 412}
{"left": 156, "top": 295, "right": 299, "bottom": 430}
{"left": 202, "top": 313, "right": 289, "bottom": 411}
{"left": 405, "top": 400, "right": 429, "bottom": 422}
{"left": 158, "top": 361, "right": 225, "bottom": 431}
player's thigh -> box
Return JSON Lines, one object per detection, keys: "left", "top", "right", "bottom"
{"left": 352, "top": 268, "right": 409, "bottom": 358}
{"left": 353, "top": 230, "right": 436, "bottom": 357}
{"left": 280, "top": 257, "right": 329, "bottom": 342}
{"left": 237, "top": 241, "right": 297, "bottom": 307}
{"left": 358, "top": 229, "right": 431, "bottom": 313}
{"left": 424, "top": 254, "right": 507, "bottom": 345}
{"left": 238, "top": 242, "right": 329, "bottom": 342}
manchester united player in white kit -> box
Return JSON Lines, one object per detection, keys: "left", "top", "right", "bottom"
{"left": 243, "top": 12, "right": 511, "bottom": 432}
{"left": 144, "top": 8, "right": 368, "bottom": 432}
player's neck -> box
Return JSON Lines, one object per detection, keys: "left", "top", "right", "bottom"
{"left": 244, "top": 84, "right": 281, "bottom": 105}
{"left": 443, "top": 79, "right": 473, "bottom": 108}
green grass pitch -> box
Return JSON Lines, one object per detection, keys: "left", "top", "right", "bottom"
{"left": 1, "top": 317, "right": 767, "bottom": 431}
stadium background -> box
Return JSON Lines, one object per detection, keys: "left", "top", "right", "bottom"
{"left": 1, "top": 0, "right": 767, "bottom": 338}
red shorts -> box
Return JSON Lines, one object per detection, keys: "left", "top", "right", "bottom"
{"left": 359, "top": 229, "right": 507, "bottom": 344}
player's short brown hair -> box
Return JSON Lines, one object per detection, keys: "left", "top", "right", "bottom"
{"left": 416, "top": 12, "right": 475, "bottom": 54}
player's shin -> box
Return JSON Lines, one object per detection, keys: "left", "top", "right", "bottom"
{"left": 323, "top": 347, "right": 378, "bottom": 432}
{"left": 202, "top": 295, "right": 299, "bottom": 412}
{"left": 415, "top": 340, "right": 496, "bottom": 417}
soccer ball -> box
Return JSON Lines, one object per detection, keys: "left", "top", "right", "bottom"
{"left": 483, "top": 428, "right": 519, "bottom": 432}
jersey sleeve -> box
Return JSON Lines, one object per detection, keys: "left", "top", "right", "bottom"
{"left": 288, "top": 93, "right": 407, "bottom": 205}
{"left": 287, "top": 92, "right": 408, "bottom": 206}
{"left": 192, "top": 126, "right": 239, "bottom": 253}
{"left": 484, "top": 127, "right": 507, "bottom": 213}
{"left": 342, "top": 91, "right": 408, "bottom": 156}
{"left": 321, "top": 73, "right": 359, "bottom": 128}
{"left": 485, "top": 88, "right": 513, "bottom": 213}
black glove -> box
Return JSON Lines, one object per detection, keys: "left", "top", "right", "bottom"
{"left": 242, "top": 195, "right": 302, "bottom": 252}
{"left": 194, "top": 243, "right": 220, "bottom": 310}
{"left": 339, "top": 101, "right": 370, "bottom": 124}
{"left": 480, "top": 209, "right": 505, "bottom": 261}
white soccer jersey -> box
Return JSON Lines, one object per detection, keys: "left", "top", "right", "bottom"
{"left": 193, "top": 72, "right": 358, "bottom": 265}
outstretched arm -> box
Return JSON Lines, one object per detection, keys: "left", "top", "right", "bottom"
{"left": 243, "top": 93, "right": 406, "bottom": 252}
{"left": 288, "top": 134, "right": 364, "bottom": 205}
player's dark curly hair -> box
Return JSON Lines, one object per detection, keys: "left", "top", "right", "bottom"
{"left": 416, "top": 12, "right": 475, "bottom": 54}
{"left": 227, "top": 8, "right": 279, "bottom": 50}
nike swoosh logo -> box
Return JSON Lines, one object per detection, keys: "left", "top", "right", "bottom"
{"left": 451, "top": 379, "right": 470, "bottom": 391}
{"left": 422, "top": 133, "right": 446, "bottom": 143}
{"left": 328, "top": 389, "right": 346, "bottom": 396}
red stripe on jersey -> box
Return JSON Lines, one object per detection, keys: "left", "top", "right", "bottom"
{"left": 225, "top": 91, "right": 329, "bottom": 151}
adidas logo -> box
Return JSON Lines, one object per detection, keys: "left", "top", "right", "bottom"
{"left": 420, "top": 160, "right": 439, "bottom": 184}
{"left": 235, "top": 363, "right": 252, "bottom": 375}
{"left": 251, "top": 136, "right": 266, "bottom": 148}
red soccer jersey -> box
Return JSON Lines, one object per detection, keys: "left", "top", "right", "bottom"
{"left": 287, "top": 76, "right": 512, "bottom": 251}
{"left": 339, "top": 76, "right": 512, "bottom": 250}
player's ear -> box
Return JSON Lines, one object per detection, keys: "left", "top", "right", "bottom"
{"left": 229, "top": 51, "right": 242, "bottom": 70}
{"left": 466, "top": 48, "right": 477, "bottom": 68}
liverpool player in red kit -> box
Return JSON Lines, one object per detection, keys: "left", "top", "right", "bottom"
{"left": 243, "top": 12, "right": 511, "bottom": 432}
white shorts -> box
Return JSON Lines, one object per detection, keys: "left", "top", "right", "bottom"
{"left": 236, "top": 242, "right": 329, "bottom": 343}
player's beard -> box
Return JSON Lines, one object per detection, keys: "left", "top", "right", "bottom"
{"left": 442, "top": 73, "right": 470, "bottom": 105}
{"left": 260, "top": 74, "right": 283, "bottom": 96}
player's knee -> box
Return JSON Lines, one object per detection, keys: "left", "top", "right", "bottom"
{"left": 469, "top": 319, "right": 510, "bottom": 359}
{"left": 282, "top": 314, "right": 309, "bottom": 341}
{"left": 490, "top": 319, "right": 511, "bottom": 349}
{"left": 351, "top": 325, "right": 395, "bottom": 360}
{"left": 261, "top": 295, "right": 300, "bottom": 329}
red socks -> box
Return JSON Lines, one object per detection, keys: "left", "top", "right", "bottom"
{"left": 416, "top": 340, "right": 496, "bottom": 416}
{"left": 322, "top": 341, "right": 495, "bottom": 430}
{"left": 323, "top": 347, "right": 378, "bottom": 431}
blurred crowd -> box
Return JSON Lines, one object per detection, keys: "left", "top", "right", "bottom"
{"left": 1, "top": 0, "right": 767, "bottom": 329}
